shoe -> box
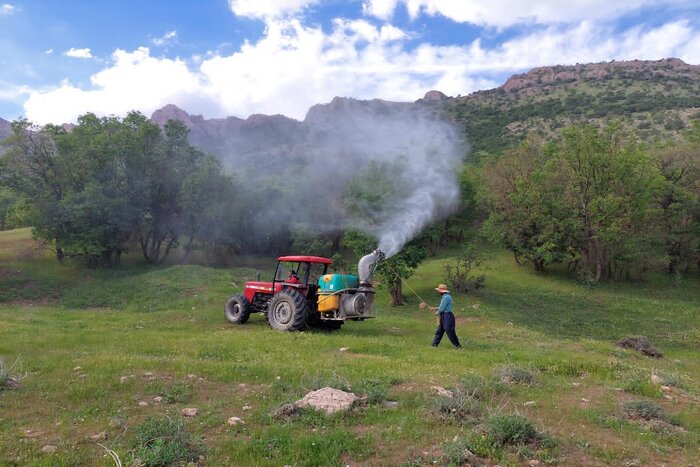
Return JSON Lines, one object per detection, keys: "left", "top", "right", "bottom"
{"left": 455, "top": 346, "right": 463, "bottom": 350}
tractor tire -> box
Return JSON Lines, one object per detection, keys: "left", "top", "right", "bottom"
{"left": 225, "top": 294, "right": 252, "bottom": 324}
{"left": 267, "top": 290, "right": 309, "bottom": 331}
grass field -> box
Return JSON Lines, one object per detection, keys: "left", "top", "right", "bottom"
{"left": 1, "top": 228, "right": 699, "bottom": 466}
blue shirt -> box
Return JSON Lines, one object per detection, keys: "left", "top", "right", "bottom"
{"left": 437, "top": 293, "right": 452, "bottom": 314}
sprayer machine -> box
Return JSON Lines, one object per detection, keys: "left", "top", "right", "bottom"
{"left": 225, "top": 250, "right": 385, "bottom": 331}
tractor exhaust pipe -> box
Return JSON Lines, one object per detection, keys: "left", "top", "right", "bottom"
{"left": 358, "top": 249, "right": 385, "bottom": 286}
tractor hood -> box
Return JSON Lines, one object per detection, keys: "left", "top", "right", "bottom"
{"left": 358, "top": 249, "right": 385, "bottom": 285}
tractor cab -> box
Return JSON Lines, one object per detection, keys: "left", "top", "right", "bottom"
{"left": 272, "top": 256, "right": 332, "bottom": 295}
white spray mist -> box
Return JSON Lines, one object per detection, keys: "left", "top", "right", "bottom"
{"left": 188, "top": 97, "right": 466, "bottom": 257}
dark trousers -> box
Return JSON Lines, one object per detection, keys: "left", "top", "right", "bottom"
{"left": 432, "top": 311, "right": 461, "bottom": 348}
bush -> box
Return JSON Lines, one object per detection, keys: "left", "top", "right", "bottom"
{"left": 160, "top": 382, "right": 195, "bottom": 404}
{"left": 132, "top": 416, "right": 201, "bottom": 467}
{"left": 444, "top": 246, "right": 485, "bottom": 293}
{"left": 495, "top": 367, "right": 536, "bottom": 385}
{"left": 0, "top": 356, "right": 23, "bottom": 391}
{"left": 484, "top": 414, "right": 556, "bottom": 449}
{"left": 485, "top": 415, "right": 539, "bottom": 446}
{"left": 356, "top": 379, "right": 389, "bottom": 405}
{"left": 623, "top": 400, "right": 668, "bottom": 421}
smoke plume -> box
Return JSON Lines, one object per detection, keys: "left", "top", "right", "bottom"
{"left": 178, "top": 97, "right": 466, "bottom": 257}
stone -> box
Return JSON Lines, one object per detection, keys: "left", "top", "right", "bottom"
{"left": 72, "top": 367, "right": 82, "bottom": 372}
{"left": 383, "top": 401, "right": 399, "bottom": 409}
{"left": 227, "top": 416, "right": 244, "bottom": 426}
{"left": 430, "top": 386, "right": 454, "bottom": 398}
{"left": 660, "top": 385, "right": 671, "bottom": 392}
{"left": 242, "top": 405, "right": 252, "bottom": 411}
{"left": 138, "top": 401, "right": 149, "bottom": 407}
{"left": 523, "top": 401, "right": 537, "bottom": 407}
{"left": 144, "top": 372, "right": 154, "bottom": 377}
{"left": 41, "top": 445, "right": 58, "bottom": 454}
{"left": 272, "top": 403, "right": 299, "bottom": 420}
{"left": 650, "top": 374, "right": 662, "bottom": 385}
{"left": 296, "top": 387, "right": 358, "bottom": 414}
{"left": 119, "top": 376, "right": 129, "bottom": 383}
{"left": 339, "top": 347, "right": 349, "bottom": 352}
{"left": 181, "top": 408, "right": 198, "bottom": 417}
{"left": 529, "top": 460, "right": 541, "bottom": 466}
{"left": 152, "top": 396, "right": 163, "bottom": 403}
{"left": 90, "top": 432, "right": 108, "bottom": 441}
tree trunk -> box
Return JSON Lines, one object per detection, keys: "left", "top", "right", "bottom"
{"left": 389, "top": 282, "right": 405, "bottom": 306}
{"left": 56, "top": 247, "right": 65, "bottom": 262}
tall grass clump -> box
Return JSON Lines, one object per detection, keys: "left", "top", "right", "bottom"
{"left": 131, "top": 416, "right": 202, "bottom": 466}
{"left": 0, "top": 356, "right": 24, "bottom": 390}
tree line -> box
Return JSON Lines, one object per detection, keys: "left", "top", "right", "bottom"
{"left": 479, "top": 122, "right": 700, "bottom": 281}
{"left": 1, "top": 112, "right": 698, "bottom": 299}
{"left": 0, "top": 112, "right": 241, "bottom": 267}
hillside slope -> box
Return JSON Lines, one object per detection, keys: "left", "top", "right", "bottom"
{"left": 434, "top": 58, "right": 700, "bottom": 155}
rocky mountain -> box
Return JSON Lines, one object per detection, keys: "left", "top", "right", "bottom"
{"left": 434, "top": 58, "right": 700, "bottom": 155}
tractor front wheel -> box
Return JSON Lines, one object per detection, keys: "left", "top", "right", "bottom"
{"left": 267, "top": 290, "right": 308, "bottom": 331}
{"left": 225, "top": 294, "right": 252, "bottom": 324}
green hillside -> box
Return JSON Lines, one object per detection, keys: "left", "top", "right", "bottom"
{"left": 432, "top": 58, "right": 700, "bottom": 155}
{"left": 1, "top": 229, "right": 699, "bottom": 465}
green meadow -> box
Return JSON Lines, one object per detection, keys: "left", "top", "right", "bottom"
{"left": 1, "top": 228, "right": 699, "bottom": 466}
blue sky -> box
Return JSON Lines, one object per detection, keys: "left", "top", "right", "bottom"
{"left": 1, "top": 0, "right": 699, "bottom": 124}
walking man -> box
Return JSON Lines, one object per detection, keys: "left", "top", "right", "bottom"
{"left": 431, "top": 284, "right": 462, "bottom": 349}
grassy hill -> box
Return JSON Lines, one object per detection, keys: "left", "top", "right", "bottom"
{"left": 1, "top": 228, "right": 699, "bottom": 465}
{"left": 430, "top": 58, "right": 700, "bottom": 155}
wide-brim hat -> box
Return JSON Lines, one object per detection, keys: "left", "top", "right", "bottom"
{"left": 435, "top": 284, "right": 449, "bottom": 293}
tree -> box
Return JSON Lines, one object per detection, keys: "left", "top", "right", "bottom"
{"left": 479, "top": 137, "right": 570, "bottom": 272}
{"left": 653, "top": 141, "right": 700, "bottom": 274}
{"left": 556, "top": 124, "right": 662, "bottom": 281}
{"left": 344, "top": 230, "right": 426, "bottom": 306}
{"left": 1, "top": 112, "right": 236, "bottom": 267}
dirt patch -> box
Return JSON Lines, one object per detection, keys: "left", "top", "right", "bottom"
{"left": 616, "top": 336, "right": 663, "bottom": 358}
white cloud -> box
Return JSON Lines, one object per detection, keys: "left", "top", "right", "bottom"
{"left": 64, "top": 47, "right": 93, "bottom": 59}
{"left": 22, "top": 18, "right": 700, "bottom": 125}
{"left": 362, "top": 0, "right": 684, "bottom": 27}
{"left": 228, "top": 0, "right": 318, "bottom": 18}
{"left": 0, "top": 3, "right": 15, "bottom": 15}
{"left": 153, "top": 30, "right": 177, "bottom": 47}
{"left": 45, "top": 49, "right": 54, "bottom": 55}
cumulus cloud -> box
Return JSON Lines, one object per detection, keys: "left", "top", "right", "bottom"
{"left": 152, "top": 30, "right": 177, "bottom": 47}
{"left": 0, "top": 3, "right": 15, "bottom": 15}
{"left": 362, "top": 0, "right": 684, "bottom": 27}
{"left": 64, "top": 47, "right": 93, "bottom": 58}
{"left": 23, "top": 17, "right": 700, "bottom": 125}
{"left": 228, "top": 0, "right": 318, "bottom": 18}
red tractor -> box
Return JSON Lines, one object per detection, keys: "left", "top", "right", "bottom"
{"left": 225, "top": 251, "right": 384, "bottom": 331}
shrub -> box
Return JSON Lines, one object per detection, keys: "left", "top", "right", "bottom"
{"left": 356, "top": 379, "right": 389, "bottom": 405}
{"left": 495, "top": 367, "right": 536, "bottom": 385}
{"left": 431, "top": 392, "right": 483, "bottom": 422}
{"left": 160, "top": 382, "right": 195, "bottom": 404}
{"left": 485, "top": 415, "right": 539, "bottom": 446}
{"left": 623, "top": 400, "right": 668, "bottom": 421}
{"left": 444, "top": 247, "right": 485, "bottom": 294}
{"left": 132, "top": 416, "right": 201, "bottom": 467}
{"left": 456, "top": 373, "right": 508, "bottom": 400}
{"left": 0, "top": 356, "right": 23, "bottom": 391}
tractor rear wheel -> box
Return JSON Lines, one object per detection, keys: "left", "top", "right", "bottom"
{"left": 225, "top": 294, "right": 252, "bottom": 324}
{"left": 267, "top": 290, "right": 308, "bottom": 331}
